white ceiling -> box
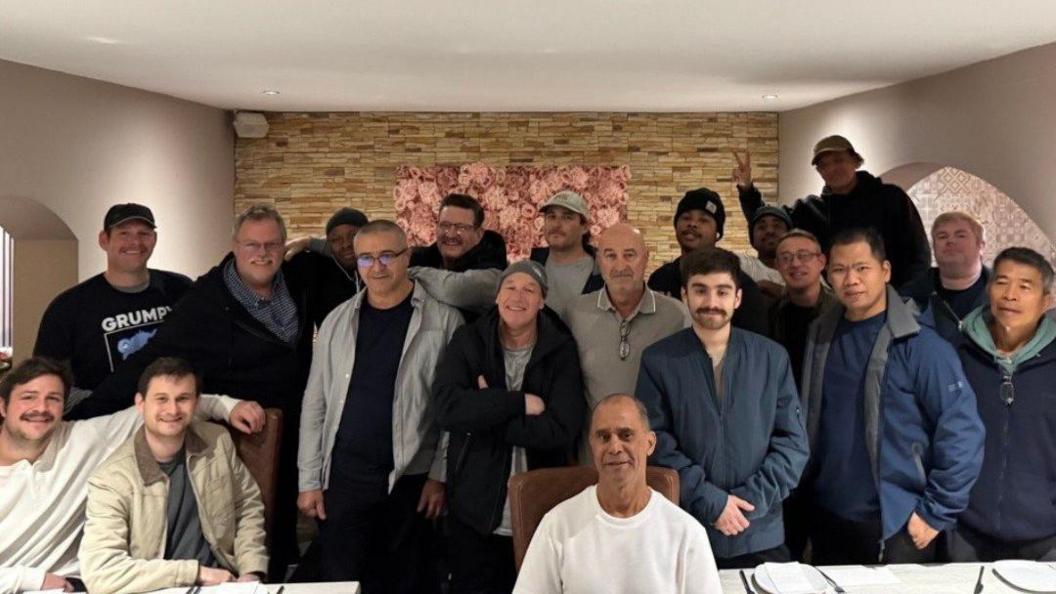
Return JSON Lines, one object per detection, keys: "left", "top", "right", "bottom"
{"left": 2, "top": 1, "right": 1056, "bottom": 113}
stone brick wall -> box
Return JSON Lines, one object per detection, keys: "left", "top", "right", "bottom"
{"left": 234, "top": 112, "right": 778, "bottom": 270}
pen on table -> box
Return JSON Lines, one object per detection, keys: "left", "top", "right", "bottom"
{"left": 275, "top": 585, "right": 285, "bottom": 594}
{"left": 973, "top": 565, "right": 985, "bottom": 593}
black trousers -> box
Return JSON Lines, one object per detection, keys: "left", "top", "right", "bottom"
{"left": 945, "top": 523, "right": 1056, "bottom": 562}
{"left": 717, "top": 545, "right": 791, "bottom": 570}
{"left": 291, "top": 472, "right": 439, "bottom": 594}
{"left": 809, "top": 506, "right": 937, "bottom": 565}
{"left": 446, "top": 514, "right": 516, "bottom": 594}
{"left": 269, "top": 413, "right": 302, "bottom": 580}
{"left": 783, "top": 491, "right": 810, "bottom": 562}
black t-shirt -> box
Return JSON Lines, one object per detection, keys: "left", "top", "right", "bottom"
{"left": 332, "top": 291, "right": 415, "bottom": 479}
{"left": 33, "top": 270, "right": 192, "bottom": 390}
{"left": 780, "top": 303, "right": 816, "bottom": 388}
{"left": 936, "top": 273, "right": 987, "bottom": 320}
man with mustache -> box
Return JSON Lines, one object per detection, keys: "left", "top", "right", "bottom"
{"left": 564, "top": 223, "right": 690, "bottom": 464}
{"left": 901, "top": 211, "right": 990, "bottom": 344}
{"left": 800, "top": 228, "right": 983, "bottom": 564}
{"left": 529, "top": 191, "right": 602, "bottom": 316}
{"left": 514, "top": 394, "right": 722, "bottom": 594}
{"left": 411, "top": 193, "right": 508, "bottom": 273}
{"left": 948, "top": 247, "right": 1056, "bottom": 562}
{"left": 34, "top": 203, "right": 192, "bottom": 407}
{"left": 79, "top": 357, "right": 268, "bottom": 594}
{"left": 67, "top": 204, "right": 314, "bottom": 577}
{"left": 647, "top": 188, "right": 770, "bottom": 336}
{"left": 0, "top": 356, "right": 263, "bottom": 594}
{"left": 637, "top": 247, "right": 808, "bottom": 568}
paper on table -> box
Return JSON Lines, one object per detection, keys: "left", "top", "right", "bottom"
{"left": 24, "top": 590, "right": 84, "bottom": 594}
{"left": 145, "top": 584, "right": 267, "bottom": 594}
{"left": 762, "top": 562, "right": 818, "bottom": 594}
{"left": 821, "top": 566, "right": 902, "bottom": 586}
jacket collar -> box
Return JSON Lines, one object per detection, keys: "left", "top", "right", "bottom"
{"left": 473, "top": 304, "right": 570, "bottom": 363}
{"left": 348, "top": 279, "right": 426, "bottom": 313}
{"left": 822, "top": 285, "right": 921, "bottom": 340}
{"left": 132, "top": 423, "right": 210, "bottom": 486}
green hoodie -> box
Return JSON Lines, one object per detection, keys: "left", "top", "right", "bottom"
{"left": 962, "top": 305, "right": 1056, "bottom": 375}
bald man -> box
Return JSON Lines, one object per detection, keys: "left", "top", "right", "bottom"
{"left": 564, "top": 224, "right": 690, "bottom": 464}
{"left": 514, "top": 394, "right": 721, "bottom": 594}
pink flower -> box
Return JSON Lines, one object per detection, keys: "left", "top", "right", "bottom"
{"left": 481, "top": 186, "right": 509, "bottom": 212}
{"left": 436, "top": 167, "right": 459, "bottom": 192}
{"left": 419, "top": 181, "right": 442, "bottom": 206}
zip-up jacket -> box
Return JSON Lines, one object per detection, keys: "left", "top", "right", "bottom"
{"left": 637, "top": 327, "right": 809, "bottom": 559}
{"left": 899, "top": 266, "right": 991, "bottom": 345}
{"left": 434, "top": 307, "right": 586, "bottom": 535}
{"left": 801, "top": 286, "right": 985, "bottom": 541}
{"left": 957, "top": 307, "right": 1056, "bottom": 542}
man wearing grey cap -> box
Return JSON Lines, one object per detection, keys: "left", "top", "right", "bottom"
{"left": 529, "top": 191, "right": 603, "bottom": 316}
{"left": 434, "top": 260, "right": 586, "bottom": 593}
{"left": 733, "top": 136, "right": 930, "bottom": 288}
{"left": 34, "top": 203, "right": 191, "bottom": 401}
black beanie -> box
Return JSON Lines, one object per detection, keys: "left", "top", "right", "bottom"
{"left": 674, "top": 188, "right": 726, "bottom": 239}
{"left": 325, "top": 208, "right": 369, "bottom": 235}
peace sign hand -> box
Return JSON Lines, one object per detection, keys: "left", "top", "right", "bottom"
{"left": 732, "top": 151, "right": 754, "bottom": 190}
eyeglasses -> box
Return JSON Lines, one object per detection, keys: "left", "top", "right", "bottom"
{"left": 438, "top": 222, "right": 478, "bottom": 235}
{"left": 776, "top": 251, "right": 821, "bottom": 265}
{"left": 618, "top": 320, "right": 631, "bottom": 360}
{"left": 238, "top": 241, "right": 284, "bottom": 254}
{"left": 1001, "top": 375, "right": 1015, "bottom": 406}
{"left": 356, "top": 248, "right": 408, "bottom": 269}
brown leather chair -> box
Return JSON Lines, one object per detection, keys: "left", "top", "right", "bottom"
{"left": 508, "top": 466, "right": 680, "bottom": 570}
{"left": 228, "top": 408, "right": 283, "bottom": 548}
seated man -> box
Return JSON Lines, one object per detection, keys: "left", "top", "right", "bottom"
{"left": 79, "top": 357, "right": 268, "bottom": 594}
{"left": 950, "top": 247, "right": 1056, "bottom": 561}
{"left": 514, "top": 394, "right": 721, "bottom": 594}
{"left": 0, "top": 357, "right": 261, "bottom": 594}
{"left": 434, "top": 260, "right": 585, "bottom": 593}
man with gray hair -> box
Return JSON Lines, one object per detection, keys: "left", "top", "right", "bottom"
{"left": 514, "top": 394, "right": 722, "bottom": 594}
{"left": 68, "top": 203, "right": 314, "bottom": 577}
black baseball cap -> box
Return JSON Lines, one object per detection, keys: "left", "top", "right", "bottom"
{"left": 103, "top": 203, "right": 156, "bottom": 231}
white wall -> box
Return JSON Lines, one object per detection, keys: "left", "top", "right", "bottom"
{"left": 0, "top": 59, "right": 235, "bottom": 280}
{"left": 778, "top": 42, "right": 1056, "bottom": 239}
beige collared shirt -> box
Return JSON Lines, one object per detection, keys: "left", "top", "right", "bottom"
{"left": 564, "top": 286, "right": 691, "bottom": 463}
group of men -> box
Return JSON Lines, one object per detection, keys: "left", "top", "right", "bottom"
{"left": 2, "top": 132, "right": 1055, "bottom": 594}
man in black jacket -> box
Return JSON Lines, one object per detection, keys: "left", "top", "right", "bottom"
{"left": 283, "top": 207, "right": 367, "bottom": 328}
{"left": 900, "top": 211, "right": 989, "bottom": 344}
{"left": 410, "top": 193, "right": 508, "bottom": 273}
{"left": 647, "top": 187, "right": 770, "bottom": 336}
{"left": 733, "top": 136, "right": 930, "bottom": 288}
{"left": 67, "top": 204, "right": 313, "bottom": 578}
{"left": 433, "top": 260, "right": 585, "bottom": 593}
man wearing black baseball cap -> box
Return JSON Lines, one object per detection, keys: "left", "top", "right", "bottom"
{"left": 732, "top": 136, "right": 930, "bottom": 288}
{"left": 34, "top": 203, "right": 191, "bottom": 401}
{"left": 647, "top": 188, "right": 770, "bottom": 336}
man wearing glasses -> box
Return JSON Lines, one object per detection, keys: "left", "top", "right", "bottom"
{"left": 411, "top": 193, "right": 508, "bottom": 273}
{"left": 67, "top": 204, "right": 314, "bottom": 578}
{"left": 564, "top": 223, "right": 689, "bottom": 464}
{"left": 296, "top": 220, "right": 462, "bottom": 592}
{"left": 766, "top": 229, "right": 836, "bottom": 561}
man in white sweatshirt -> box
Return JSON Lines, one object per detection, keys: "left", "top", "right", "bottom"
{"left": 0, "top": 357, "right": 264, "bottom": 594}
{"left": 514, "top": 393, "right": 722, "bottom": 594}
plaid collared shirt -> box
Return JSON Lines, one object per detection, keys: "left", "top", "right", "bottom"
{"left": 222, "top": 260, "right": 300, "bottom": 344}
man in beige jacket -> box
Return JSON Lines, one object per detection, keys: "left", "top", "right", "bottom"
{"left": 79, "top": 357, "right": 268, "bottom": 594}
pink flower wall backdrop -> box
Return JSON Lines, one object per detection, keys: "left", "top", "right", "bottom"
{"left": 394, "top": 162, "right": 630, "bottom": 261}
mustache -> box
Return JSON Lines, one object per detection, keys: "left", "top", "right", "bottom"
{"left": 695, "top": 308, "right": 727, "bottom": 316}
{"left": 21, "top": 412, "right": 55, "bottom": 422}
{"left": 608, "top": 270, "right": 634, "bottom": 279}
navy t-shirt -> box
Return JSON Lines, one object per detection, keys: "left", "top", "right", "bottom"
{"left": 813, "top": 311, "right": 886, "bottom": 522}
{"left": 936, "top": 273, "right": 987, "bottom": 320}
{"left": 332, "top": 291, "right": 414, "bottom": 480}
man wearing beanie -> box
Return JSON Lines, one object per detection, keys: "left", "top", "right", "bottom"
{"left": 733, "top": 137, "right": 930, "bottom": 288}
{"left": 434, "top": 260, "right": 585, "bottom": 593}
{"left": 284, "top": 207, "right": 368, "bottom": 328}
{"left": 647, "top": 188, "right": 770, "bottom": 336}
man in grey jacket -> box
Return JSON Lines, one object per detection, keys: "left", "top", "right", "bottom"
{"left": 294, "top": 220, "right": 463, "bottom": 592}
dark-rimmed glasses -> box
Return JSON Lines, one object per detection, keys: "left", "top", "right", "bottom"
{"left": 356, "top": 248, "right": 408, "bottom": 269}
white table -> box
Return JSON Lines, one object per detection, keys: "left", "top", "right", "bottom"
{"left": 720, "top": 562, "right": 1043, "bottom": 593}
{"left": 146, "top": 584, "right": 360, "bottom": 594}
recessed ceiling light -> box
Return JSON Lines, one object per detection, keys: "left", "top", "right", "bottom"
{"left": 85, "top": 36, "right": 123, "bottom": 45}
{"left": 762, "top": 94, "right": 779, "bottom": 101}
{"left": 262, "top": 90, "right": 280, "bottom": 96}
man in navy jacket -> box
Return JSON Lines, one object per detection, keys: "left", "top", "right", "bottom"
{"left": 637, "top": 247, "right": 808, "bottom": 568}
{"left": 800, "top": 228, "right": 984, "bottom": 564}
{"left": 950, "top": 247, "right": 1056, "bottom": 561}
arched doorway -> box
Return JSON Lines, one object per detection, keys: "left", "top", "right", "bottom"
{"left": 884, "top": 164, "right": 1056, "bottom": 265}
{"left": 0, "top": 196, "right": 79, "bottom": 363}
